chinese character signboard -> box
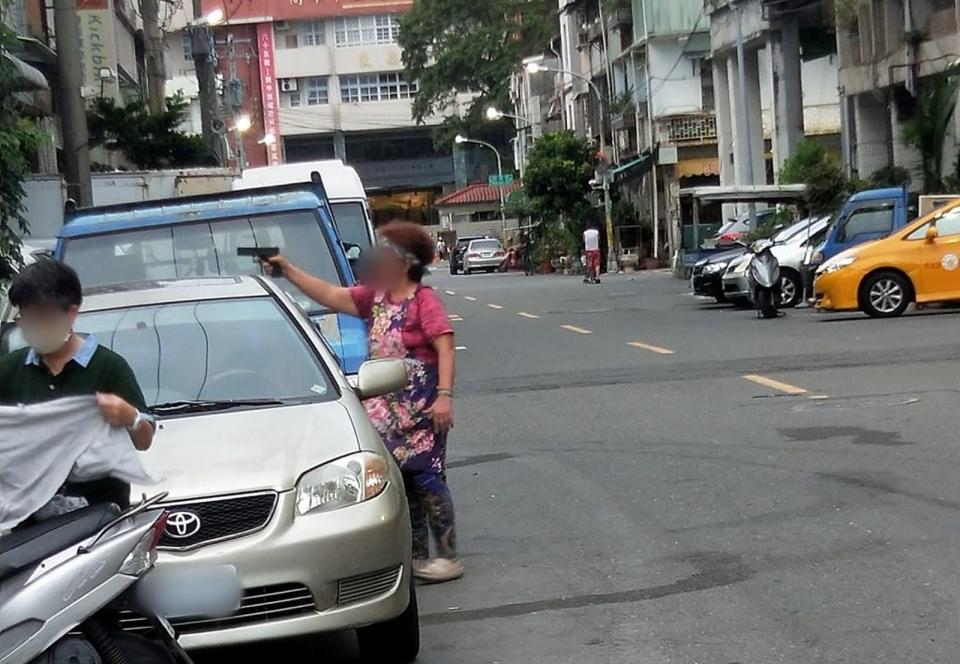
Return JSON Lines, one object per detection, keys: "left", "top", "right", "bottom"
{"left": 77, "top": 0, "right": 119, "bottom": 101}
{"left": 203, "top": 0, "right": 411, "bottom": 22}
{"left": 257, "top": 22, "right": 282, "bottom": 165}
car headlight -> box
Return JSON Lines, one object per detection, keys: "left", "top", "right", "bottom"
{"left": 817, "top": 255, "right": 857, "bottom": 275}
{"left": 703, "top": 261, "right": 728, "bottom": 274}
{"left": 296, "top": 452, "right": 390, "bottom": 516}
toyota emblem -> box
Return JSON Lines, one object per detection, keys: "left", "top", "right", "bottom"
{"left": 165, "top": 511, "right": 202, "bottom": 539}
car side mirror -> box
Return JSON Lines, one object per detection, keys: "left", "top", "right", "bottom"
{"left": 355, "top": 359, "right": 408, "bottom": 400}
{"left": 925, "top": 225, "right": 939, "bottom": 242}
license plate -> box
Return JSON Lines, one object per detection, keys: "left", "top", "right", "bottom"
{"left": 137, "top": 565, "right": 241, "bottom": 619}
{"left": 481, "top": 252, "right": 493, "bottom": 258}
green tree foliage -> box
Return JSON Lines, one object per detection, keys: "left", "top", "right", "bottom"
{"left": 903, "top": 74, "right": 958, "bottom": 194}
{"left": 867, "top": 164, "right": 911, "bottom": 188}
{"left": 522, "top": 131, "right": 595, "bottom": 224}
{"left": 398, "top": 0, "right": 556, "bottom": 144}
{"left": 778, "top": 139, "right": 848, "bottom": 214}
{"left": 87, "top": 93, "right": 215, "bottom": 169}
{"left": 0, "top": 21, "right": 45, "bottom": 274}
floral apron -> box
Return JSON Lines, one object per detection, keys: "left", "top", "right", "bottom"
{"left": 362, "top": 290, "right": 445, "bottom": 473}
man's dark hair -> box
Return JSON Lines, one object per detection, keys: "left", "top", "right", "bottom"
{"left": 9, "top": 259, "right": 83, "bottom": 311}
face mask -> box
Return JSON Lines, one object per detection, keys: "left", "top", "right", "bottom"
{"left": 21, "top": 321, "right": 72, "bottom": 355}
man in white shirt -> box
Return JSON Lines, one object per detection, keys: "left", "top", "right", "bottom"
{"left": 583, "top": 223, "right": 601, "bottom": 284}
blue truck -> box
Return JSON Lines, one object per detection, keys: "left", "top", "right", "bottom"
{"left": 55, "top": 184, "right": 368, "bottom": 373}
{"left": 817, "top": 186, "right": 911, "bottom": 262}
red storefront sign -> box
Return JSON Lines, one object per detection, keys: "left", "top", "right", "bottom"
{"left": 204, "top": 0, "right": 411, "bottom": 23}
{"left": 256, "top": 22, "right": 281, "bottom": 165}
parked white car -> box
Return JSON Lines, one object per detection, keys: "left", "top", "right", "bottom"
{"left": 722, "top": 216, "right": 831, "bottom": 307}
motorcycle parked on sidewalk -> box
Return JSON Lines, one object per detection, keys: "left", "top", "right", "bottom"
{"left": 748, "top": 239, "right": 782, "bottom": 319}
{"left": 0, "top": 494, "right": 240, "bottom": 664}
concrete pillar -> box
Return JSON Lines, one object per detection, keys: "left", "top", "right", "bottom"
{"left": 769, "top": 20, "right": 804, "bottom": 177}
{"left": 713, "top": 55, "right": 737, "bottom": 221}
{"left": 727, "top": 55, "right": 742, "bottom": 187}
{"left": 744, "top": 48, "right": 766, "bottom": 186}
{"left": 333, "top": 131, "right": 346, "bottom": 161}
{"left": 853, "top": 92, "right": 891, "bottom": 178}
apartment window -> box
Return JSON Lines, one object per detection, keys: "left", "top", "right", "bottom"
{"left": 299, "top": 19, "right": 325, "bottom": 46}
{"left": 340, "top": 73, "right": 418, "bottom": 103}
{"left": 699, "top": 59, "right": 714, "bottom": 111}
{"left": 306, "top": 76, "right": 329, "bottom": 105}
{"left": 282, "top": 89, "right": 302, "bottom": 107}
{"left": 334, "top": 14, "right": 400, "bottom": 47}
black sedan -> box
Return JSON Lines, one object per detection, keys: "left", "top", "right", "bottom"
{"left": 691, "top": 247, "right": 747, "bottom": 303}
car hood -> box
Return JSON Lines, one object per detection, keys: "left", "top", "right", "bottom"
{"left": 133, "top": 401, "right": 361, "bottom": 500}
{"left": 703, "top": 247, "right": 747, "bottom": 264}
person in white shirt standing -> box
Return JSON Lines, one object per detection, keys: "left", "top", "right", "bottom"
{"left": 583, "top": 222, "right": 601, "bottom": 284}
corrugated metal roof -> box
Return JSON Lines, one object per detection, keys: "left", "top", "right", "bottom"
{"left": 436, "top": 182, "right": 521, "bottom": 206}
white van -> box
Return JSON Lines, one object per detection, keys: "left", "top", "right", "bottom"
{"left": 234, "top": 160, "right": 376, "bottom": 251}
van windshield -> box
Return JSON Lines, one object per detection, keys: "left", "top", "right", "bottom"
{"left": 330, "top": 201, "right": 372, "bottom": 250}
{"left": 61, "top": 211, "right": 342, "bottom": 313}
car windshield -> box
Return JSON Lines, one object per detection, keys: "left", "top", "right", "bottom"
{"left": 61, "top": 211, "right": 341, "bottom": 314}
{"left": 470, "top": 240, "right": 501, "bottom": 251}
{"left": 7, "top": 297, "right": 336, "bottom": 408}
{"left": 330, "top": 201, "right": 372, "bottom": 250}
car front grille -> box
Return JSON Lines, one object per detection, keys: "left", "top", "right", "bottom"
{"left": 158, "top": 492, "right": 277, "bottom": 550}
{"left": 119, "top": 583, "right": 316, "bottom": 635}
{"left": 337, "top": 566, "right": 402, "bottom": 605}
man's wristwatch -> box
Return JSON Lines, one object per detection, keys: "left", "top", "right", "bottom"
{"left": 127, "top": 410, "right": 144, "bottom": 431}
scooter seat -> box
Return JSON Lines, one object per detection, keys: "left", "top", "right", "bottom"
{"left": 0, "top": 504, "right": 120, "bottom": 579}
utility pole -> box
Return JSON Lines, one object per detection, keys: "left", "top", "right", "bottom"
{"left": 226, "top": 34, "right": 246, "bottom": 170}
{"left": 140, "top": 0, "right": 166, "bottom": 113}
{"left": 734, "top": 1, "right": 757, "bottom": 228}
{"left": 53, "top": 0, "right": 92, "bottom": 206}
{"left": 191, "top": 0, "right": 226, "bottom": 165}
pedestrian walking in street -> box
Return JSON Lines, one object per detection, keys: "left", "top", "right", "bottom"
{"left": 583, "top": 221, "right": 601, "bottom": 284}
{"left": 265, "top": 221, "right": 463, "bottom": 583}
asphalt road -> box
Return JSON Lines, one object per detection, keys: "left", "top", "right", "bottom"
{"left": 217, "top": 268, "right": 960, "bottom": 663}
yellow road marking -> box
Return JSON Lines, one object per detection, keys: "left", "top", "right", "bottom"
{"left": 561, "top": 325, "right": 592, "bottom": 335}
{"left": 445, "top": 290, "right": 456, "bottom": 295}
{"left": 742, "top": 374, "right": 809, "bottom": 395}
{"left": 627, "top": 341, "right": 675, "bottom": 355}
{"left": 487, "top": 304, "right": 503, "bottom": 310}
{"left": 464, "top": 296, "right": 477, "bottom": 301}
{"left": 517, "top": 312, "right": 540, "bottom": 319}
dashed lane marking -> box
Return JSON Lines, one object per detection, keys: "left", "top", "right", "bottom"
{"left": 455, "top": 346, "right": 468, "bottom": 351}
{"left": 487, "top": 304, "right": 503, "bottom": 310}
{"left": 445, "top": 290, "right": 456, "bottom": 295}
{"left": 561, "top": 325, "right": 592, "bottom": 335}
{"left": 627, "top": 341, "right": 675, "bottom": 355}
{"left": 464, "top": 296, "right": 477, "bottom": 301}
{"left": 517, "top": 312, "right": 540, "bottom": 319}
{"left": 742, "top": 374, "right": 809, "bottom": 396}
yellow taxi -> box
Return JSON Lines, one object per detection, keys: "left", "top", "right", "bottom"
{"left": 815, "top": 198, "right": 960, "bottom": 317}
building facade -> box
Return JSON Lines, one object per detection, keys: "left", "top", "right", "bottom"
{"left": 835, "top": 0, "right": 960, "bottom": 186}
{"left": 165, "top": 0, "right": 457, "bottom": 223}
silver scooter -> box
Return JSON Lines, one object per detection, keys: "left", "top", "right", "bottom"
{"left": 0, "top": 494, "right": 236, "bottom": 664}
{"left": 747, "top": 239, "right": 782, "bottom": 319}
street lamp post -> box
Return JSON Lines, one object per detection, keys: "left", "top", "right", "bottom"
{"left": 526, "top": 62, "right": 618, "bottom": 274}
{"left": 487, "top": 106, "right": 535, "bottom": 179}
{"left": 455, "top": 134, "right": 508, "bottom": 234}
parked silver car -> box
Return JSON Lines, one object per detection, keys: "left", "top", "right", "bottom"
{"left": 2, "top": 276, "right": 419, "bottom": 661}
{"left": 722, "top": 216, "right": 831, "bottom": 307}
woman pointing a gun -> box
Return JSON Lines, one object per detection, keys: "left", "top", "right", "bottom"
{"left": 265, "top": 221, "right": 462, "bottom": 584}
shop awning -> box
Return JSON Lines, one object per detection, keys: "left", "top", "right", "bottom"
{"left": 4, "top": 52, "right": 48, "bottom": 92}
{"left": 611, "top": 150, "right": 655, "bottom": 184}
{"left": 675, "top": 157, "right": 720, "bottom": 179}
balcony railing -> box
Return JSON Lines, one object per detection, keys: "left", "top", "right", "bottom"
{"left": 660, "top": 113, "right": 717, "bottom": 144}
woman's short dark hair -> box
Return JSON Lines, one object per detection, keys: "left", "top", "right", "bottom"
{"left": 9, "top": 259, "right": 83, "bottom": 311}
{"left": 379, "top": 221, "right": 436, "bottom": 282}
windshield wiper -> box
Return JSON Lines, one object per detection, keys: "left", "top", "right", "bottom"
{"left": 150, "top": 398, "right": 285, "bottom": 415}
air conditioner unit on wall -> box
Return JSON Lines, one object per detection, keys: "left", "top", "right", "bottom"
{"left": 280, "top": 78, "right": 298, "bottom": 92}
{"left": 274, "top": 20, "right": 291, "bottom": 31}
